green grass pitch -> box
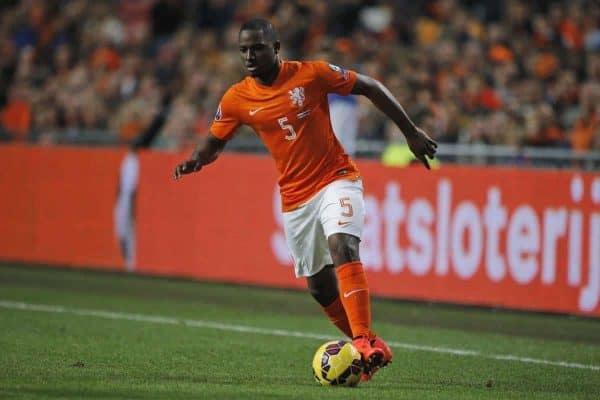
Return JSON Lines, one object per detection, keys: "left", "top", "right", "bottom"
{"left": 1, "top": 263, "right": 599, "bottom": 399}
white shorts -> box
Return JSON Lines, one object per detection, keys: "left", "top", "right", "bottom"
{"left": 282, "top": 179, "right": 365, "bottom": 277}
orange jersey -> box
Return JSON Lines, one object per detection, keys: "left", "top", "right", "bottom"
{"left": 210, "top": 60, "right": 360, "bottom": 211}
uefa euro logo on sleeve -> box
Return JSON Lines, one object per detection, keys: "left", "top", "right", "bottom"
{"left": 214, "top": 104, "right": 223, "bottom": 121}
{"left": 328, "top": 63, "right": 348, "bottom": 80}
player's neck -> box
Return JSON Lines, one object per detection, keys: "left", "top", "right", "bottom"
{"left": 255, "top": 59, "right": 282, "bottom": 86}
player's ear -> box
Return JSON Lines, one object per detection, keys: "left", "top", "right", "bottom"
{"left": 273, "top": 41, "right": 281, "bottom": 54}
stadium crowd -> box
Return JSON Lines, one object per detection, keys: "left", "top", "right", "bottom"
{"left": 0, "top": 0, "right": 599, "bottom": 153}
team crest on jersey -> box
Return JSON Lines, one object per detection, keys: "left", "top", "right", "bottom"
{"left": 214, "top": 104, "right": 222, "bottom": 121}
{"left": 288, "top": 87, "right": 305, "bottom": 107}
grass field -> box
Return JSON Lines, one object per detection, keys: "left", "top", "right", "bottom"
{"left": 1, "top": 263, "right": 599, "bottom": 399}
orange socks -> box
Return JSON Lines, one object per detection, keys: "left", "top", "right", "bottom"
{"left": 336, "top": 261, "right": 371, "bottom": 338}
{"left": 322, "top": 296, "right": 353, "bottom": 338}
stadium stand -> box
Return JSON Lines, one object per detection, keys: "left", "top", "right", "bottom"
{"left": 0, "top": 0, "right": 599, "bottom": 167}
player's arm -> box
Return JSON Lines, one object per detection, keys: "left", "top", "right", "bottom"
{"left": 173, "top": 134, "right": 227, "bottom": 180}
{"left": 351, "top": 74, "right": 438, "bottom": 169}
{"left": 174, "top": 88, "right": 240, "bottom": 180}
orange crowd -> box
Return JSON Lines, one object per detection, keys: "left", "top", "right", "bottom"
{"left": 0, "top": 0, "right": 598, "bottom": 153}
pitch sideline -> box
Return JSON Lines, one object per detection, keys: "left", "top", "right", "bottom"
{"left": 1, "top": 299, "right": 598, "bottom": 372}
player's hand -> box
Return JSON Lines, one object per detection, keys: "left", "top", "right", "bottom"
{"left": 406, "top": 127, "right": 438, "bottom": 170}
{"left": 173, "top": 159, "right": 202, "bottom": 181}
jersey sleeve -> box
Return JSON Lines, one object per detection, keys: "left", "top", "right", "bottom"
{"left": 312, "top": 61, "right": 357, "bottom": 96}
{"left": 209, "top": 88, "right": 241, "bottom": 141}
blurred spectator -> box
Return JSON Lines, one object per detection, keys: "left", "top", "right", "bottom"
{"left": 151, "top": 0, "right": 184, "bottom": 39}
{"left": 0, "top": 38, "right": 17, "bottom": 107}
{"left": 195, "top": 0, "right": 235, "bottom": 37}
{"left": 525, "top": 104, "right": 567, "bottom": 147}
{"left": 570, "top": 83, "right": 600, "bottom": 152}
{"left": 0, "top": 83, "right": 31, "bottom": 140}
{"left": 114, "top": 93, "right": 172, "bottom": 271}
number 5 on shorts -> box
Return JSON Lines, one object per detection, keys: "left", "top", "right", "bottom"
{"left": 339, "top": 197, "right": 353, "bottom": 217}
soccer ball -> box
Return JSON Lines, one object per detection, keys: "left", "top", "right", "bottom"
{"left": 312, "top": 340, "right": 363, "bottom": 387}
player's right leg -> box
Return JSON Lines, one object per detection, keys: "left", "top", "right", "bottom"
{"left": 281, "top": 190, "right": 353, "bottom": 338}
{"left": 306, "top": 265, "right": 353, "bottom": 338}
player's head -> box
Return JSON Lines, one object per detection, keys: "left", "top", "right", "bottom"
{"left": 239, "top": 18, "right": 280, "bottom": 78}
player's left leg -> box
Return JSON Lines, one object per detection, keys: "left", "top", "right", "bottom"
{"left": 327, "top": 233, "right": 381, "bottom": 361}
{"left": 328, "top": 233, "right": 392, "bottom": 380}
{"left": 318, "top": 179, "right": 391, "bottom": 377}
{"left": 371, "top": 336, "right": 393, "bottom": 363}
{"left": 281, "top": 179, "right": 391, "bottom": 378}
{"left": 362, "top": 335, "right": 393, "bottom": 381}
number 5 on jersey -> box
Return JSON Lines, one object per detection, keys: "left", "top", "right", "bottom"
{"left": 278, "top": 117, "right": 297, "bottom": 141}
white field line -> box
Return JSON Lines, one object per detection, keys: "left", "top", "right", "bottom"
{"left": 1, "top": 300, "right": 598, "bottom": 372}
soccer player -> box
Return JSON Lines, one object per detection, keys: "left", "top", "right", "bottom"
{"left": 173, "top": 18, "right": 437, "bottom": 380}
{"left": 115, "top": 94, "right": 172, "bottom": 271}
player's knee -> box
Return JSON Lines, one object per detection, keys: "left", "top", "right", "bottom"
{"left": 328, "top": 233, "right": 360, "bottom": 266}
{"left": 307, "top": 266, "right": 338, "bottom": 306}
